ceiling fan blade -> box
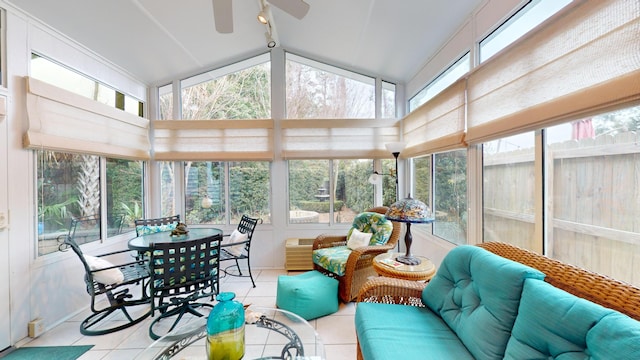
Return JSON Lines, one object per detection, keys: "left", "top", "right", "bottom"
{"left": 212, "top": 0, "right": 233, "bottom": 33}
{"left": 268, "top": 0, "right": 310, "bottom": 20}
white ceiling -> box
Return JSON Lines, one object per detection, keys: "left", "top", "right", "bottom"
{"left": 8, "top": 0, "right": 484, "bottom": 86}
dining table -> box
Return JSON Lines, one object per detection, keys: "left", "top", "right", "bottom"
{"left": 127, "top": 227, "right": 224, "bottom": 252}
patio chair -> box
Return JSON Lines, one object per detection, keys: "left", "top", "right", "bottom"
{"left": 58, "top": 233, "right": 151, "bottom": 336}
{"left": 134, "top": 214, "right": 180, "bottom": 236}
{"left": 220, "top": 215, "right": 263, "bottom": 288}
{"left": 312, "top": 206, "right": 401, "bottom": 302}
{"left": 148, "top": 232, "right": 222, "bottom": 339}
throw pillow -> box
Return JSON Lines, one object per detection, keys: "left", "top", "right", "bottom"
{"left": 85, "top": 255, "right": 125, "bottom": 285}
{"left": 347, "top": 228, "right": 372, "bottom": 250}
{"left": 226, "top": 229, "right": 249, "bottom": 257}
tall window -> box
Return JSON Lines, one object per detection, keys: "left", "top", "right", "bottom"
{"left": 30, "top": 54, "right": 143, "bottom": 116}
{"left": 289, "top": 160, "right": 374, "bottom": 224}
{"left": 158, "top": 83, "right": 173, "bottom": 120}
{"left": 483, "top": 132, "right": 536, "bottom": 249}
{"left": 37, "top": 151, "right": 142, "bottom": 256}
{"left": 408, "top": 53, "right": 469, "bottom": 112}
{"left": 434, "top": 150, "right": 467, "bottom": 244}
{"left": 286, "top": 53, "right": 375, "bottom": 118}
{"left": 381, "top": 81, "right": 396, "bottom": 118}
{"left": 412, "top": 156, "right": 433, "bottom": 234}
{"left": 479, "top": 0, "right": 572, "bottom": 63}
{"left": 160, "top": 161, "right": 176, "bottom": 218}
{"left": 181, "top": 54, "right": 271, "bottom": 120}
{"left": 183, "top": 161, "right": 271, "bottom": 225}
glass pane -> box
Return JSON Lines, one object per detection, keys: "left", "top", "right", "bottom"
{"left": 160, "top": 162, "right": 176, "bottom": 217}
{"left": 546, "top": 106, "right": 640, "bottom": 286}
{"left": 106, "top": 158, "right": 143, "bottom": 235}
{"left": 288, "top": 160, "right": 329, "bottom": 224}
{"left": 433, "top": 150, "right": 467, "bottom": 244}
{"left": 229, "top": 162, "right": 271, "bottom": 224}
{"left": 412, "top": 156, "right": 432, "bottom": 234}
{"left": 381, "top": 158, "right": 397, "bottom": 206}
{"left": 159, "top": 84, "right": 173, "bottom": 120}
{"left": 37, "top": 151, "right": 101, "bottom": 255}
{"left": 480, "top": 0, "right": 572, "bottom": 63}
{"left": 185, "top": 161, "right": 226, "bottom": 225}
{"left": 482, "top": 132, "right": 536, "bottom": 249}
{"left": 181, "top": 59, "right": 271, "bottom": 120}
{"left": 408, "top": 53, "right": 470, "bottom": 112}
{"left": 381, "top": 81, "right": 396, "bottom": 118}
{"left": 286, "top": 54, "right": 375, "bottom": 118}
{"left": 333, "top": 160, "right": 374, "bottom": 223}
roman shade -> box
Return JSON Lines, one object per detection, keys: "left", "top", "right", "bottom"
{"left": 23, "top": 77, "right": 150, "bottom": 160}
{"left": 153, "top": 119, "right": 274, "bottom": 161}
{"left": 466, "top": 0, "right": 640, "bottom": 144}
{"left": 402, "top": 78, "right": 467, "bottom": 157}
{"left": 281, "top": 118, "right": 401, "bottom": 159}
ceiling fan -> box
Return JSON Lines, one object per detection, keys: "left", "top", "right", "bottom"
{"left": 213, "top": 0, "right": 310, "bottom": 34}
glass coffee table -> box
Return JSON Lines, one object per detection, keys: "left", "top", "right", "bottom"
{"left": 135, "top": 306, "right": 325, "bottom": 360}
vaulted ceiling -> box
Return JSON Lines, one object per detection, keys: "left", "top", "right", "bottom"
{"left": 8, "top": 0, "right": 484, "bottom": 86}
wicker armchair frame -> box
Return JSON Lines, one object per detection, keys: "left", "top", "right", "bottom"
{"left": 356, "top": 241, "right": 640, "bottom": 360}
{"left": 313, "top": 206, "right": 401, "bottom": 303}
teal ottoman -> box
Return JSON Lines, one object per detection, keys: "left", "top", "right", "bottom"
{"left": 276, "top": 270, "right": 339, "bottom": 320}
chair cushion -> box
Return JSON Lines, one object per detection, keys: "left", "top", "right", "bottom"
{"left": 85, "top": 255, "right": 124, "bottom": 285}
{"left": 312, "top": 246, "right": 351, "bottom": 276}
{"left": 348, "top": 212, "right": 393, "bottom": 246}
{"left": 135, "top": 222, "right": 178, "bottom": 235}
{"left": 504, "top": 279, "right": 640, "bottom": 359}
{"left": 225, "top": 229, "right": 248, "bottom": 256}
{"left": 356, "top": 302, "right": 475, "bottom": 360}
{"left": 422, "top": 245, "right": 545, "bottom": 360}
{"left": 276, "top": 270, "right": 339, "bottom": 320}
{"left": 346, "top": 228, "right": 372, "bottom": 249}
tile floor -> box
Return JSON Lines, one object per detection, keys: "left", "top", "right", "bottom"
{"left": 19, "top": 269, "right": 357, "bottom": 359}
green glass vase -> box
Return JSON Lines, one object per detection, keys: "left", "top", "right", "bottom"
{"left": 206, "top": 292, "right": 245, "bottom": 360}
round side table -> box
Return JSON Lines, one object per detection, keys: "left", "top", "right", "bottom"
{"left": 373, "top": 252, "right": 436, "bottom": 281}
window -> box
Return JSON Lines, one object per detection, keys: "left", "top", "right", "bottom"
{"left": 381, "top": 81, "right": 396, "bottom": 118}
{"left": 158, "top": 83, "right": 173, "bottom": 120}
{"left": 482, "top": 132, "right": 536, "bottom": 250}
{"left": 181, "top": 54, "right": 271, "bottom": 120}
{"left": 288, "top": 160, "right": 374, "bottom": 224}
{"left": 183, "top": 161, "right": 271, "bottom": 225}
{"left": 408, "top": 53, "right": 469, "bottom": 112}
{"left": 37, "top": 151, "right": 142, "bottom": 256}
{"left": 160, "top": 161, "right": 176, "bottom": 218}
{"left": 411, "top": 156, "right": 433, "bottom": 234}
{"left": 434, "top": 150, "right": 467, "bottom": 244}
{"left": 380, "top": 158, "right": 397, "bottom": 206}
{"left": 479, "top": 0, "right": 572, "bottom": 63}
{"left": 286, "top": 53, "right": 375, "bottom": 118}
{"left": 30, "top": 54, "right": 144, "bottom": 116}
{"left": 545, "top": 106, "right": 640, "bottom": 286}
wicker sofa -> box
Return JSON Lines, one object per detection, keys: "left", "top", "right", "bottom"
{"left": 355, "top": 242, "right": 640, "bottom": 360}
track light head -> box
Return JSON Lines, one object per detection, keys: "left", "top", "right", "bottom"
{"left": 265, "top": 31, "right": 276, "bottom": 48}
{"left": 257, "top": 5, "right": 269, "bottom": 24}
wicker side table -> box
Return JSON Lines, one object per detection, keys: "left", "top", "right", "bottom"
{"left": 372, "top": 252, "right": 436, "bottom": 281}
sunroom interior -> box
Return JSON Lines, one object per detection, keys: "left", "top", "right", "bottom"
{"left": 0, "top": 0, "right": 638, "bottom": 356}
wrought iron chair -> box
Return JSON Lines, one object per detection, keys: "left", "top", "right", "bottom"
{"left": 134, "top": 215, "right": 180, "bottom": 236}
{"left": 59, "top": 232, "right": 151, "bottom": 336}
{"left": 148, "top": 232, "right": 222, "bottom": 339}
{"left": 220, "top": 215, "right": 262, "bottom": 287}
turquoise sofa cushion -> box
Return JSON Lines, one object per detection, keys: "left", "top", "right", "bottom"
{"left": 587, "top": 311, "right": 640, "bottom": 359}
{"left": 355, "top": 302, "right": 475, "bottom": 360}
{"left": 504, "top": 279, "right": 615, "bottom": 359}
{"left": 276, "top": 270, "right": 339, "bottom": 320}
{"left": 422, "top": 245, "right": 545, "bottom": 360}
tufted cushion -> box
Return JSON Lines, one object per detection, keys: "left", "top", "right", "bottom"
{"left": 347, "top": 212, "right": 393, "bottom": 246}
{"left": 135, "top": 222, "right": 178, "bottom": 236}
{"left": 276, "top": 270, "right": 339, "bottom": 320}
{"left": 312, "top": 246, "right": 351, "bottom": 276}
{"left": 422, "top": 245, "right": 545, "bottom": 360}
{"left": 504, "top": 279, "right": 640, "bottom": 359}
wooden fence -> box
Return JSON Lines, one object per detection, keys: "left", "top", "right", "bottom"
{"left": 483, "top": 131, "right": 640, "bottom": 287}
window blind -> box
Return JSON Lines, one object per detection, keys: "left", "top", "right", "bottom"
{"left": 402, "top": 78, "right": 466, "bottom": 157}
{"left": 281, "top": 118, "right": 401, "bottom": 159}
{"left": 153, "top": 119, "right": 274, "bottom": 161}
{"left": 466, "top": 0, "right": 640, "bottom": 144}
{"left": 23, "top": 77, "right": 150, "bottom": 160}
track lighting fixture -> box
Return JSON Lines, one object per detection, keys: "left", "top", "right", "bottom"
{"left": 265, "top": 31, "right": 276, "bottom": 48}
{"left": 257, "top": 6, "right": 269, "bottom": 24}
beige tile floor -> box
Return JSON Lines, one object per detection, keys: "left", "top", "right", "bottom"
{"left": 19, "top": 269, "right": 357, "bottom": 360}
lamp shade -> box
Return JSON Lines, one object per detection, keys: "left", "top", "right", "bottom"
{"left": 385, "top": 196, "right": 433, "bottom": 223}
{"left": 385, "top": 141, "right": 406, "bottom": 155}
